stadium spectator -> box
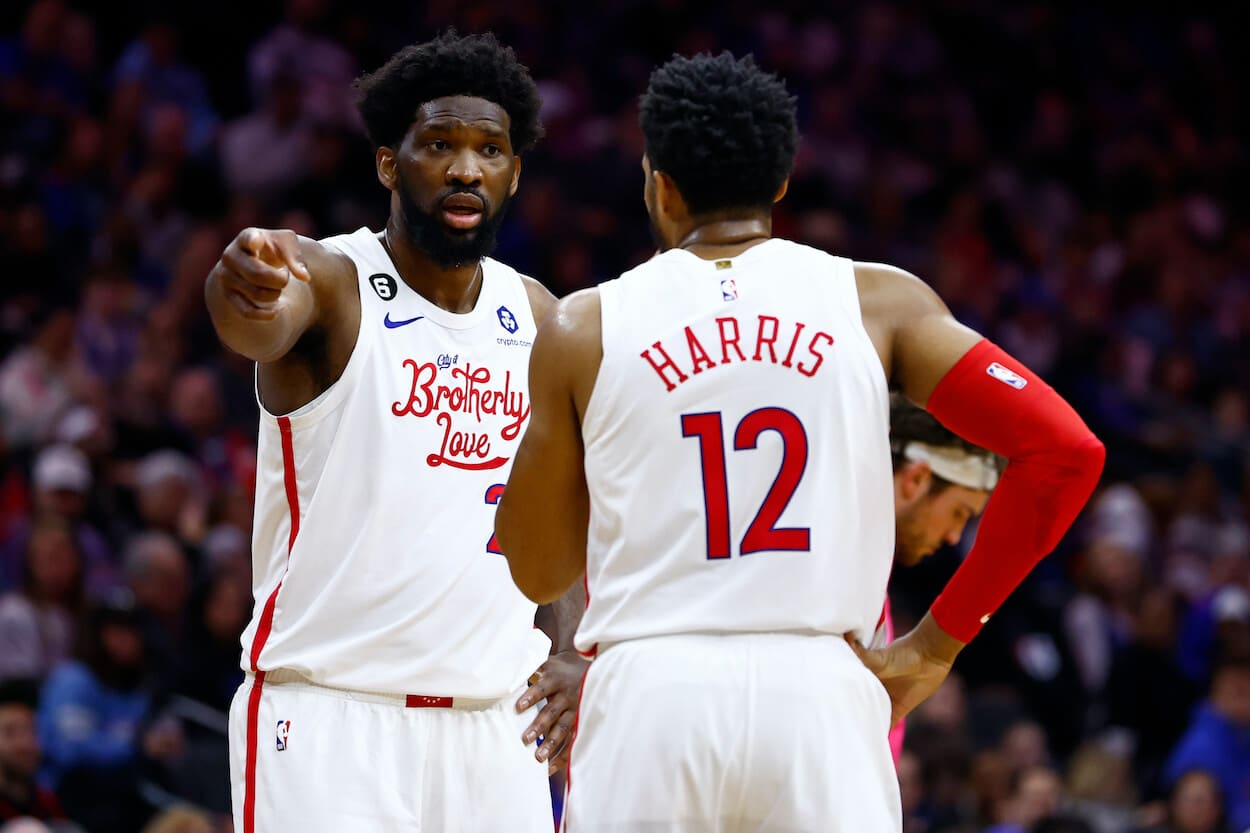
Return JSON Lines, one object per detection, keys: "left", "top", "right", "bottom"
{"left": 0, "top": 681, "right": 64, "bottom": 824}
{"left": 0, "top": 518, "right": 81, "bottom": 683}
{"left": 1164, "top": 657, "right": 1250, "bottom": 833}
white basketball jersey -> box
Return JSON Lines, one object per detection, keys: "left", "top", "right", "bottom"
{"left": 241, "top": 227, "right": 550, "bottom": 697}
{"left": 576, "top": 239, "right": 894, "bottom": 655}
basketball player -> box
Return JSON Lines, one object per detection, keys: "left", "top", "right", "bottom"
{"left": 204, "top": 33, "right": 585, "bottom": 833}
{"left": 876, "top": 392, "right": 1003, "bottom": 762}
{"left": 495, "top": 52, "right": 1105, "bottom": 831}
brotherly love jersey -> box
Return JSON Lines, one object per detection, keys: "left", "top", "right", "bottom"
{"left": 241, "top": 227, "right": 550, "bottom": 698}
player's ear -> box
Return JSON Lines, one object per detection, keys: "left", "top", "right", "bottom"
{"left": 508, "top": 156, "right": 521, "bottom": 198}
{"left": 900, "top": 461, "right": 932, "bottom": 501}
{"left": 773, "top": 178, "right": 789, "bottom": 203}
{"left": 376, "top": 146, "right": 398, "bottom": 191}
{"left": 654, "top": 170, "right": 686, "bottom": 222}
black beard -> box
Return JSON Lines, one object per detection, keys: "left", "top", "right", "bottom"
{"left": 396, "top": 175, "right": 511, "bottom": 268}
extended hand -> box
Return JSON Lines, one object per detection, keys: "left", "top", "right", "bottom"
{"left": 515, "top": 651, "right": 590, "bottom": 774}
{"left": 212, "top": 227, "right": 311, "bottom": 319}
{"left": 846, "top": 612, "right": 965, "bottom": 728}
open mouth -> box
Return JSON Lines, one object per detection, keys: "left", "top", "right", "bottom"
{"left": 441, "top": 193, "right": 484, "bottom": 230}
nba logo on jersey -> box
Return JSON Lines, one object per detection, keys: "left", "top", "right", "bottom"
{"left": 986, "top": 362, "right": 1027, "bottom": 390}
{"left": 276, "top": 720, "right": 291, "bottom": 751}
{"left": 720, "top": 278, "right": 738, "bottom": 301}
{"left": 497, "top": 306, "right": 519, "bottom": 333}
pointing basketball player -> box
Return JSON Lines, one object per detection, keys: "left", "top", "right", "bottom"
{"left": 204, "top": 33, "right": 585, "bottom": 833}
{"left": 495, "top": 52, "right": 1104, "bottom": 831}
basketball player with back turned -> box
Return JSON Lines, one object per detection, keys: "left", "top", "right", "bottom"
{"left": 497, "top": 53, "right": 1104, "bottom": 831}
{"left": 205, "top": 33, "right": 585, "bottom": 833}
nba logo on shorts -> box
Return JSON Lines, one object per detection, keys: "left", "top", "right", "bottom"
{"left": 276, "top": 720, "right": 291, "bottom": 751}
{"left": 720, "top": 278, "right": 738, "bottom": 301}
{"left": 986, "top": 362, "right": 1027, "bottom": 390}
{"left": 497, "top": 306, "right": 519, "bottom": 334}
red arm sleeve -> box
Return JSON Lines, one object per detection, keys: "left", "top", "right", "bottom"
{"left": 924, "top": 339, "right": 1106, "bottom": 642}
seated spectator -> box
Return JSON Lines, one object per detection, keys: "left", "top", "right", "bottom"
{"left": 0, "top": 681, "right": 64, "bottom": 824}
{"left": 1, "top": 445, "right": 116, "bottom": 599}
{"left": 37, "top": 593, "right": 167, "bottom": 833}
{"left": 0, "top": 519, "right": 82, "bottom": 682}
{"left": 176, "top": 564, "right": 247, "bottom": 711}
{"left": 0, "top": 309, "right": 85, "bottom": 452}
{"left": 133, "top": 451, "right": 206, "bottom": 555}
{"left": 123, "top": 531, "right": 189, "bottom": 688}
{"left": 1134, "top": 768, "right": 1227, "bottom": 833}
{"left": 985, "top": 766, "right": 1065, "bottom": 833}
{"left": 1164, "top": 658, "right": 1250, "bottom": 833}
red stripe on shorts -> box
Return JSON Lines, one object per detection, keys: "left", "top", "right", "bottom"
{"left": 244, "top": 415, "right": 301, "bottom": 833}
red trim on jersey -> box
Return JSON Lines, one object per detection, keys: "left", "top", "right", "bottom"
{"left": 243, "top": 415, "right": 302, "bottom": 833}
{"left": 280, "top": 416, "right": 300, "bottom": 551}
{"left": 560, "top": 670, "right": 591, "bottom": 833}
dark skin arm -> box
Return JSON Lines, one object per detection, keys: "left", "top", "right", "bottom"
{"left": 496, "top": 288, "right": 602, "bottom": 603}
{"left": 511, "top": 277, "right": 592, "bottom": 774}
{"left": 204, "top": 227, "right": 360, "bottom": 412}
{"left": 850, "top": 261, "right": 983, "bottom": 727}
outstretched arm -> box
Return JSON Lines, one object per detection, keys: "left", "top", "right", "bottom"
{"left": 205, "top": 227, "right": 357, "bottom": 413}
{"left": 854, "top": 264, "right": 1105, "bottom": 724}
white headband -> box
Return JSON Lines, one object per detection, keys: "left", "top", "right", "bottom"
{"left": 901, "top": 441, "right": 1000, "bottom": 491}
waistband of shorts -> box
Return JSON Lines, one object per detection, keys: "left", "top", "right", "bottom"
{"left": 246, "top": 669, "right": 508, "bottom": 711}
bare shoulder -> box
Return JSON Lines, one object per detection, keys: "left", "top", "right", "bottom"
{"left": 852, "top": 261, "right": 946, "bottom": 324}
{"left": 852, "top": 261, "right": 982, "bottom": 403}
{"left": 534, "top": 287, "right": 603, "bottom": 416}
{"left": 520, "top": 274, "right": 559, "bottom": 324}
{"left": 300, "top": 235, "right": 357, "bottom": 304}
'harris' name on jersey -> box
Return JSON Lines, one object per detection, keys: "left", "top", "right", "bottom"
{"left": 640, "top": 314, "right": 836, "bottom": 392}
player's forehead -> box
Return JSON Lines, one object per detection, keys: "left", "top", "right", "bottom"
{"left": 413, "top": 95, "right": 511, "bottom": 136}
{"left": 938, "top": 484, "right": 990, "bottom": 515}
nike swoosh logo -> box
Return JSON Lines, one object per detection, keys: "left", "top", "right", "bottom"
{"left": 384, "top": 313, "right": 424, "bottom": 329}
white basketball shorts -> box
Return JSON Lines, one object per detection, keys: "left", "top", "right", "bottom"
{"left": 229, "top": 670, "right": 553, "bottom": 833}
{"left": 563, "top": 632, "right": 901, "bottom": 833}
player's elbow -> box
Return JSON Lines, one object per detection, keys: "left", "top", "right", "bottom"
{"left": 1068, "top": 432, "right": 1106, "bottom": 495}
{"left": 507, "top": 560, "right": 566, "bottom": 606}
{"left": 496, "top": 509, "right": 556, "bottom": 604}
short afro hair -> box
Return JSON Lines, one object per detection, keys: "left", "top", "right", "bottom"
{"left": 640, "top": 52, "right": 798, "bottom": 216}
{"left": 354, "top": 31, "right": 542, "bottom": 152}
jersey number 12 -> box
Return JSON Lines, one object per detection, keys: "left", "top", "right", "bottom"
{"left": 681, "top": 407, "right": 811, "bottom": 559}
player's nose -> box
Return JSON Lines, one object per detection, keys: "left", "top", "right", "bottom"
{"left": 446, "top": 149, "right": 483, "bottom": 186}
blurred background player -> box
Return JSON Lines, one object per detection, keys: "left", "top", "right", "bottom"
{"left": 203, "top": 32, "right": 583, "bottom": 833}
{"left": 497, "top": 52, "right": 1103, "bottom": 831}
{"left": 876, "top": 392, "right": 1003, "bottom": 761}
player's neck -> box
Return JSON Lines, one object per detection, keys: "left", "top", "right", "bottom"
{"left": 381, "top": 226, "right": 484, "bottom": 314}
{"left": 675, "top": 217, "right": 772, "bottom": 260}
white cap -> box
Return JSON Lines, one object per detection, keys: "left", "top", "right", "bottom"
{"left": 32, "top": 444, "right": 92, "bottom": 494}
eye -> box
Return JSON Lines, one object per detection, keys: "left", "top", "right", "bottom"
{"left": 428, "top": 139, "right": 450, "bottom": 151}
{"left": 482, "top": 144, "right": 502, "bottom": 157}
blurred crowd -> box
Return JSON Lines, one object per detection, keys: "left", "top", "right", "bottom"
{"left": 0, "top": 1, "right": 1247, "bottom": 832}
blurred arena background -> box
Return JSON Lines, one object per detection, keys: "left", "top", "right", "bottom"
{"left": 1, "top": 1, "right": 1248, "bottom": 832}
